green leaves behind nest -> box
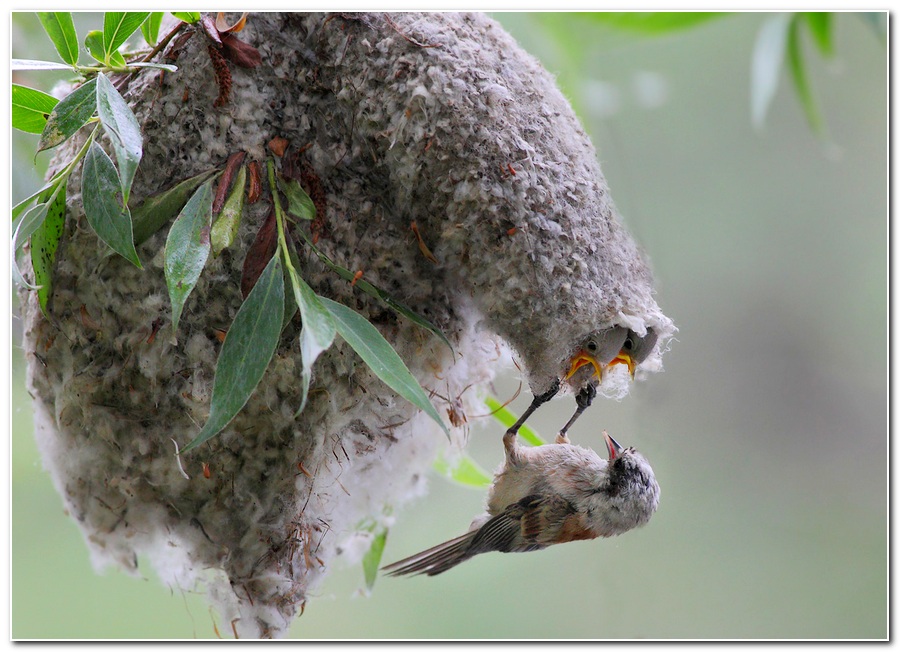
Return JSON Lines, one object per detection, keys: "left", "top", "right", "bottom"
{"left": 432, "top": 453, "right": 493, "bottom": 489}
{"left": 482, "top": 397, "right": 547, "bottom": 447}
{"left": 362, "top": 527, "right": 388, "bottom": 593}
{"left": 751, "top": 12, "right": 848, "bottom": 138}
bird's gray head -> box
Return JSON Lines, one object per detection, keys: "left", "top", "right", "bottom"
{"left": 564, "top": 326, "right": 661, "bottom": 387}
{"left": 599, "top": 432, "right": 660, "bottom": 533}
{"left": 607, "top": 328, "right": 660, "bottom": 378}
{"left": 564, "top": 326, "right": 629, "bottom": 386}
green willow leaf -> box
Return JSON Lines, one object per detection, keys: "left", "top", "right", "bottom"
{"left": 82, "top": 142, "right": 141, "bottom": 267}
{"left": 37, "top": 12, "right": 79, "bottom": 66}
{"left": 96, "top": 72, "right": 142, "bottom": 204}
{"left": 750, "top": 13, "right": 792, "bottom": 129}
{"left": 283, "top": 248, "right": 336, "bottom": 414}
{"left": 279, "top": 175, "right": 316, "bottom": 221}
{"left": 13, "top": 201, "right": 51, "bottom": 259}
{"left": 171, "top": 12, "right": 201, "bottom": 24}
{"left": 321, "top": 297, "right": 449, "bottom": 438}
{"left": 211, "top": 164, "right": 246, "bottom": 257}
{"left": 181, "top": 254, "right": 285, "bottom": 453}
{"left": 12, "top": 84, "right": 59, "bottom": 134}
{"left": 295, "top": 228, "right": 453, "bottom": 354}
{"left": 584, "top": 12, "right": 724, "bottom": 34}
{"left": 12, "top": 168, "right": 68, "bottom": 222}
{"left": 140, "top": 12, "right": 164, "bottom": 46}
{"left": 83, "top": 30, "right": 102, "bottom": 62}
{"left": 362, "top": 529, "right": 388, "bottom": 591}
{"left": 31, "top": 185, "right": 67, "bottom": 316}
{"left": 483, "top": 397, "right": 547, "bottom": 447}
{"left": 12, "top": 204, "right": 50, "bottom": 291}
{"left": 787, "top": 15, "right": 825, "bottom": 136}
{"left": 803, "top": 12, "right": 834, "bottom": 57}
{"left": 38, "top": 78, "right": 96, "bottom": 153}
{"left": 132, "top": 169, "right": 218, "bottom": 245}
{"left": 432, "top": 453, "right": 493, "bottom": 488}
{"left": 11, "top": 59, "right": 74, "bottom": 71}
{"left": 103, "top": 12, "right": 151, "bottom": 61}
{"left": 165, "top": 179, "right": 214, "bottom": 332}
{"left": 126, "top": 62, "right": 178, "bottom": 72}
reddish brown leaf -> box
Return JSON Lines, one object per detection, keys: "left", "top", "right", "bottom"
{"left": 213, "top": 151, "right": 247, "bottom": 214}
{"left": 247, "top": 160, "right": 262, "bottom": 204}
{"left": 216, "top": 12, "right": 249, "bottom": 34}
{"left": 268, "top": 136, "right": 289, "bottom": 157}
{"left": 200, "top": 13, "right": 222, "bottom": 45}
{"left": 221, "top": 33, "right": 262, "bottom": 68}
{"left": 240, "top": 209, "right": 278, "bottom": 298}
{"left": 411, "top": 221, "right": 438, "bottom": 264}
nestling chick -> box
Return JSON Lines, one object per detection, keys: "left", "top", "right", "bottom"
{"left": 382, "top": 429, "right": 659, "bottom": 577}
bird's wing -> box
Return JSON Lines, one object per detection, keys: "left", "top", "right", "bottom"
{"left": 467, "top": 494, "right": 557, "bottom": 554}
{"left": 381, "top": 531, "right": 477, "bottom": 577}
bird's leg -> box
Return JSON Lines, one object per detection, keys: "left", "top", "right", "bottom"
{"left": 503, "top": 378, "right": 560, "bottom": 454}
{"left": 555, "top": 382, "right": 598, "bottom": 444}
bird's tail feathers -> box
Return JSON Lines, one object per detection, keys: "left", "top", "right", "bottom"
{"left": 382, "top": 531, "right": 477, "bottom": 577}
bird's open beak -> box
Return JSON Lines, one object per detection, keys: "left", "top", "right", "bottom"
{"left": 607, "top": 351, "right": 636, "bottom": 378}
{"left": 565, "top": 350, "right": 604, "bottom": 380}
{"left": 603, "top": 431, "right": 623, "bottom": 460}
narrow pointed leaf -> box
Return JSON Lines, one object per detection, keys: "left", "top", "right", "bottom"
{"left": 126, "top": 62, "right": 178, "bottom": 72}
{"left": 362, "top": 529, "right": 388, "bottom": 591}
{"left": 13, "top": 201, "right": 51, "bottom": 258}
{"left": 84, "top": 30, "right": 106, "bottom": 64}
{"left": 210, "top": 164, "right": 246, "bottom": 257}
{"left": 803, "top": 12, "right": 834, "bottom": 57}
{"left": 182, "top": 254, "right": 285, "bottom": 453}
{"left": 284, "top": 248, "right": 336, "bottom": 414}
{"left": 12, "top": 84, "right": 59, "bottom": 134}
{"left": 11, "top": 59, "right": 74, "bottom": 71}
{"left": 31, "top": 185, "right": 67, "bottom": 316}
{"left": 82, "top": 142, "right": 141, "bottom": 267}
{"left": 103, "top": 12, "right": 151, "bottom": 60}
{"left": 38, "top": 78, "right": 96, "bottom": 152}
{"left": 12, "top": 168, "right": 68, "bottom": 222}
{"left": 787, "top": 16, "right": 825, "bottom": 135}
{"left": 12, "top": 203, "right": 51, "bottom": 291}
{"left": 171, "top": 12, "right": 201, "bottom": 24}
{"left": 96, "top": 73, "right": 142, "bottom": 204}
{"left": 295, "top": 228, "right": 453, "bottom": 354}
{"left": 584, "top": 12, "right": 724, "bottom": 33}
{"left": 432, "top": 453, "right": 493, "bottom": 488}
{"left": 140, "top": 12, "right": 164, "bottom": 46}
{"left": 165, "top": 179, "right": 214, "bottom": 332}
{"left": 750, "top": 13, "right": 792, "bottom": 128}
{"left": 132, "top": 169, "right": 218, "bottom": 245}
{"left": 483, "top": 397, "right": 547, "bottom": 447}
{"left": 279, "top": 176, "right": 316, "bottom": 221}
{"left": 37, "top": 12, "right": 80, "bottom": 66}
{"left": 321, "top": 297, "right": 449, "bottom": 437}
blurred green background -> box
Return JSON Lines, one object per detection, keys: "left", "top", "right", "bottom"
{"left": 11, "top": 12, "right": 886, "bottom": 639}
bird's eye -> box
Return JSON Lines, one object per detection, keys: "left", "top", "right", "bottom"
{"left": 586, "top": 340, "right": 598, "bottom": 353}
{"left": 623, "top": 337, "right": 635, "bottom": 351}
